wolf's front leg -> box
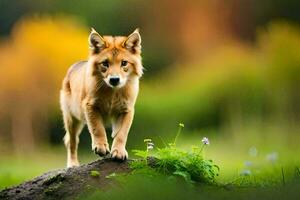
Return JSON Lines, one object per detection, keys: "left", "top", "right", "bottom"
{"left": 84, "top": 104, "right": 110, "bottom": 156}
{"left": 111, "top": 110, "right": 134, "bottom": 160}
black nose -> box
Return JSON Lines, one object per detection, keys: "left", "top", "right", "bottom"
{"left": 109, "top": 77, "right": 120, "bottom": 86}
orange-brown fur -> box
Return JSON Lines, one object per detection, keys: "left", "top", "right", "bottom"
{"left": 60, "top": 28, "right": 143, "bottom": 167}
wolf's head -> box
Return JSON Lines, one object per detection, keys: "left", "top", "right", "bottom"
{"left": 88, "top": 28, "right": 143, "bottom": 88}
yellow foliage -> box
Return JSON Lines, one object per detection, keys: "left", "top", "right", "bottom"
{"left": 0, "top": 16, "right": 88, "bottom": 102}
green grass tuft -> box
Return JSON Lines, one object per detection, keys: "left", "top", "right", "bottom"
{"left": 130, "top": 123, "right": 219, "bottom": 184}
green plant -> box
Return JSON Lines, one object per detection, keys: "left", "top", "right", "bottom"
{"left": 131, "top": 123, "right": 219, "bottom": 183}
{"left": 90, "top": 170, "right": 100, "bottom": 177}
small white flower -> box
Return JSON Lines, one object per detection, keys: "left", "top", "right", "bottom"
{"left": 147, "top": 145, "right": 154, "bottom": 150}
{"left": 144, "top": 139, "right": 152, "bottom": 143}
{"left": 240, "top": 169, "right": 251, "bottom": 176}
{"left": 148, "top": 142, "right": 154, "bottom": 146}
{"left": 249, "top": 146, "right": 258, "bottom": 157}
{"left": 244, "top": 161, "right": 253, "bottom": 167}
{"left": 266, "top": 152, "right": 278, "bottom": 163}
{"left": 147, "top": 142, "right": 154, "bottom": 150}
{"left": 201, "top": 137, "right": 210, "bottom": 145}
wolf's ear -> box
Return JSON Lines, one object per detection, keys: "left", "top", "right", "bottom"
{"left": 123, "top": 28, "right": 141, "bottom": 54}
{"left": 88, "top": 28, "right": 106, "bottom": 53}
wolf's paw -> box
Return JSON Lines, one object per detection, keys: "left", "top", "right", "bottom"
{"left": 67, "top": 160, "right": 80, "bottom": 168}
{"left": 92, "top": 143, "right": 110, "bottom": 157}
{"left": 111, "top": 147, "right": 128, "bottom": 161}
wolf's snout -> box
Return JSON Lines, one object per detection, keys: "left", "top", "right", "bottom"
{"left": 109, "top": 76, "right": 120, "bottom": 86}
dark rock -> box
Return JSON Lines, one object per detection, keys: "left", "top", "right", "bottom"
{"left": 0, "top": 158, "right": 133, "bottom": 200}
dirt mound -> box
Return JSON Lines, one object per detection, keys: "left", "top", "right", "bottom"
{"left": 0, "top": 158, "right": 132, "bottom": 200}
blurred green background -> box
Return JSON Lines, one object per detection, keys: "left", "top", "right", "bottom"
{"left": 0, "top": 0, "right": 300, "bottom": 189}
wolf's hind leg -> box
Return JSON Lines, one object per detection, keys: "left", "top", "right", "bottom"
{"left": 63, "top": 113, "right": 84, "bottom": 168}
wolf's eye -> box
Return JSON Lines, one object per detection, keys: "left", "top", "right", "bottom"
{"left": 121, "top": 60, "right": 128, "bottom": 67}
{"left": 101, "top": 60, "right": 109, "bottom": 68}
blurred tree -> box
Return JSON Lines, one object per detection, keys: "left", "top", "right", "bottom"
{"left": 0, "top": 0, "right": 50, "bottom": 35}
{"left": 0, "top": 16, "right": 88, "bottom": 152}
{"left": 1, "top": 0, "right": 300, "bottom": 75}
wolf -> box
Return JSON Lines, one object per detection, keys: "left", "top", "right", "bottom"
{"left": 60, "top": 28, "right": 143, "bottom": 167}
